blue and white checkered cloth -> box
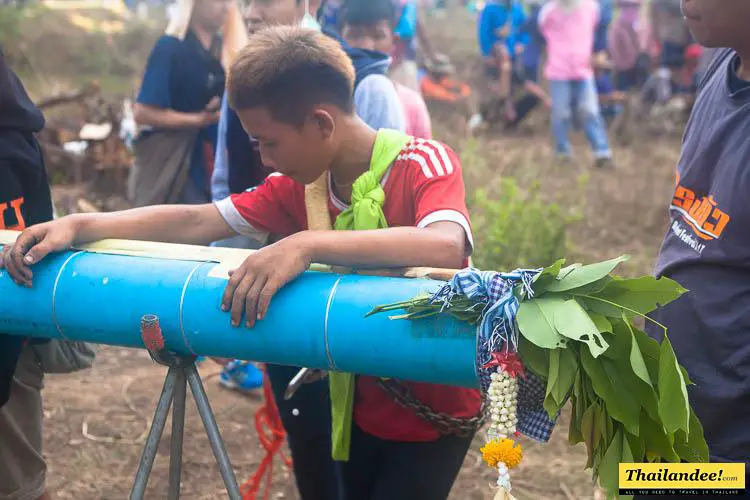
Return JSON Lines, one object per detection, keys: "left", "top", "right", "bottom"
{"left": 429, "top": 268, "right": 558, "bottom": 443}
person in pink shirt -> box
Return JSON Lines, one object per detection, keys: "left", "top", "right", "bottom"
{"left": 539, "top": 0, "right": 613, "bottom": 167}
{"left": 394, "top": 79, "right": 433, "bottom": 138}
{"left": 341, "top": 0, "right": 433, "bottom": 138}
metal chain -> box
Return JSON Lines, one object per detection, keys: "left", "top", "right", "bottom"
{"left": 376, "top": 379, "right": 486, "bottom": 437}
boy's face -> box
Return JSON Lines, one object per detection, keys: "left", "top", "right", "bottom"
{"left": 681, "top": 0, "right": 750, "bottom": 48}
{"left": 342, "top": 20, "right": 395, "bottom": 54}
{"left": 194, "top": 0, "right": 233, "bottom": 33}
{"left": 236, "top": 106, "right": 337, "bottom": 185}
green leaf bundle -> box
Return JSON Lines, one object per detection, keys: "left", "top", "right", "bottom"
{"left": 368, "top": 256, "right": 708, "bottom": 499}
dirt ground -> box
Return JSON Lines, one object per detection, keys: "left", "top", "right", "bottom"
{"left": 43, "top": 346, "right": 606, "bottom": 500}
{"left": 9, "top": 3, "right": 686, "bottom": 499}
{"left": 41, "top": 123, "right": 681, "bottom": 500}
{"left": 43, "top": 347, "right": 300, "bottom": 500}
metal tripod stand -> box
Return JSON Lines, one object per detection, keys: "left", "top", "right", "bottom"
{"left": 130, "top": 315, "right": 242, "bottom": 500}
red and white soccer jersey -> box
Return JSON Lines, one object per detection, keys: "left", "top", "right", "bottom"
{"left": 215, "top": 138, "right": 482, "bottom": 441}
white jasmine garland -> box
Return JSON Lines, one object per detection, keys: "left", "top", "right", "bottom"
{"left": 487, "top": 367, "right": 518, "bottom": 440}
{"left": 482, "top": 365, "right": 522, "bottom": 500}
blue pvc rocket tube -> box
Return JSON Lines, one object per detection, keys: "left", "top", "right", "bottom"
{"left": 0, "top": 247, "right": 478, "bottom": 388}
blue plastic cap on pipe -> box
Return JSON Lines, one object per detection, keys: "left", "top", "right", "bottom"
{"left": 0, "top": 246, "right": 479, "bottom": 388}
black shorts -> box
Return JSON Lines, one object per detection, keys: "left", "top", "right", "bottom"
{"left": 265, "top": 364, "right": 343, "bottom": 500}
{"left": 342, "top": 423, "right": 474, "bottom": 500}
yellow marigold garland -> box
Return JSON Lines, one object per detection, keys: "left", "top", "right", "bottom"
{"left": 480, "top": 438, "right": 523, "bottom": 469}
{"left": 483, "top": 363, "right": 523, "bottom": 499}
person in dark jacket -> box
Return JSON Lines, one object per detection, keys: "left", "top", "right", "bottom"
{"left": 641, "top": 0, "right": 750, "bottom": 496}
{"left": 0, "top": 47, "right": 54, "bottom": 500}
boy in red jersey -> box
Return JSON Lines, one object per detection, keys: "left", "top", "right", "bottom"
{"left": 2, "top": 26, "right": 481, "bottom": 499}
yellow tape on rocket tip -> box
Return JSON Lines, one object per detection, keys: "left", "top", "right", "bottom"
{"left": 0, "top": 230, "right": 20, "bottom": 245}
{"left": 0, "top": 230, "right": 252, "bottom": 272}
{"left": 78, "top": 238, "right": 241, "bottom": 262}
{"left": 0, "top": 230, "right": 458, "bottom": 282}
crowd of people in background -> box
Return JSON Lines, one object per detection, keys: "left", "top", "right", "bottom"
{"left": 473, "top": 0, "right": 713, "bottom": 166}
{"left": 2, "top": 0, "right": 749, "bottom": 499}
{"left": 126, "top": 0, "right": 716, "bottom": 175}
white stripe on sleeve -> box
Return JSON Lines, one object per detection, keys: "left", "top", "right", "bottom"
{"left": 417, "top": 209, "right": 475, "bottom": 254}
{"left": 214, "top": 197, "right": 270, "bottom": 244}
{"left": 415, "top": 139, "right": 454, "bottom": 174}
{"left": 398, "top": 152, "right": 434, "bottom": 178}
{"left": 411, "top": 144, "right": 445, "bottom": 176}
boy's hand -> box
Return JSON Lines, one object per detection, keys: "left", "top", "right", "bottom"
{"left": 0, "top": 219, "right": 77, "bottom": 287}
{"left": 221, "top": 233, "right": 314, "bottom": 328}
{"left": 205, "top": 96, "right": 221, "bottom": 112}
{"left": 199, "top": 109, "right": 221, "bottom": 127}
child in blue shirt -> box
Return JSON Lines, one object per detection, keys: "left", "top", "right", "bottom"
{"left": 593, "top": 56, "right": 626, "bottom": 124}
{"left": 501, "top": 0, "right": 552, "bottom": 130}
{"left": 478, "top": 0, "right": 527, "bottom": 121}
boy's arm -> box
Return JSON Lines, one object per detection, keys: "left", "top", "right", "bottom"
{"left": 220, "top": 222, "right": 466, "bottom": 327}
{"left": 220, "top": 140, "right": 473, "bottom": 328}
{"left": 133, "top": 103, "right": 219, "bottom": 130}
{"left": 1, "top": 204, "right": 235, "bottom": 285}
{"left": 306, "top": 223, "right": 465, "bottom": 269}
{"left": 134, "top": 36, "right": 220, "bottom": 129}
{"left": 70, "top": 204, "right": 234, "bottom": 245}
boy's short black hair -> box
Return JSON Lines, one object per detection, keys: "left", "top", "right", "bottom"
{"left": 342, "top": 0, "right": 397, "bottom": 28}
{"left": 228, "top": 26, "right": 356, "bottom": 124}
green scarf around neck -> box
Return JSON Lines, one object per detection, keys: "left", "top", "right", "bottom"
{"left": 330, "top": 129, "right": 412, "bottom": 461}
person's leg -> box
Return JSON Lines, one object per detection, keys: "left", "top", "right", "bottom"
{"left": 575, "top": 78, "right": 613, "bottom": 162}
{"left": 340, "top": 423, "right": 383, "bottom": 500}
{"left": 211, "top": 235, "right": 265, "bottom": 390}
{"left": 369, "top": 432, "right": 475, "bottom": 500}
{"left": 548, "top": 80, "right": 573, "bottom": 158}
{"left": 653, "top": 67, "right": 674, "bottom": 104}
{"left": 0, "top": 346, "right": 47, "bottom": 500}
{"left": 492, "top": 44, "right": 516, "bottom": 121}
{"left": 506, "top": 93, "right": 540, "bottom": 129}
{"left": 615, "top": 68, "right": 636, "bottom": 92}
{"left": 265, "top": 364, "right": 343, "bottom": 500}
{"left": 656, "top": 43, "right": 685, "bottom": 104}
{"left": 285, "top": 432, "right": 343, "bottom": 500}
